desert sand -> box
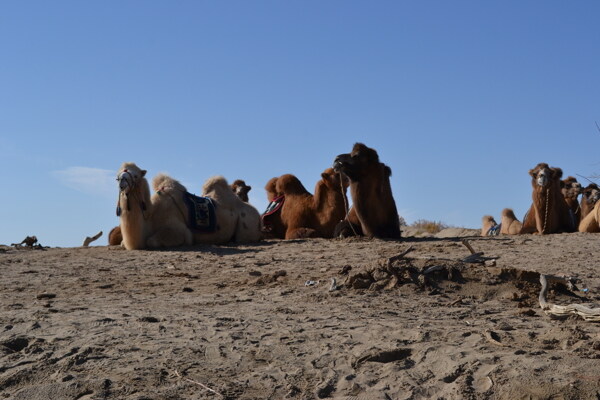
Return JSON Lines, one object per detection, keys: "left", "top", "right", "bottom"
{"left": 2, "top": 230, "right": 600, "bottom": 399}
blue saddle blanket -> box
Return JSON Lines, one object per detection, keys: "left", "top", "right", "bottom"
{"left": 183, "top": 193, "right": 217, "bottom": 232}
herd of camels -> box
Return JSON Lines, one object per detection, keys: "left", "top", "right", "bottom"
{"left": 481, "top": 163, "right": 600, "bottom": 236}
{"left": 109, "top": 143, "right": 600, "bottom": 250}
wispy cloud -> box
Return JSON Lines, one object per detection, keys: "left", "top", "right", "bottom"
{"left": 52, "top": 167, "right": 116, "bottom": 198}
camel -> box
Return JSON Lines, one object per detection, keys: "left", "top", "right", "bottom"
{"left": 481, "top": 215, "right": 499, "bottom": 236}
{"left": 263, "top": 168, "right": 349, "bottom": 239}
{"left": 561, "top": 176, "right": 582, "bottom": 226}
{"left": 500, "top": 208, "right": 523, "bottom": 235}
{"left": 264, "top": 177, "right": 280, "bottom": 202}
{"left": 116, "top": 163, "right": 153, "bottom": 249}
{"left": 520, "top": 163, "right": 575, "bottom": 234}
{"left": 116, "top": 162, "right": 261, "bottom": 249}
{"left": 231, "top": 179, "right": 251, "bottom": 202}
{"left": 261, "top": 177, "right": 286, "bottom": 238}
{"left": 580, "top": 183, "right": 600, "bottom": 220}
{"left": 108, "top": 226, "right": 122, "bottom": 245}
{"left": 333, "top": 143, "right": 401, "bottom": 239}
{"left": 578, "top": 183, "right": 600, "bottom": 232}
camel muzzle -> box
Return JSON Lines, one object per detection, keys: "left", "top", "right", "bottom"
{"left": 333, "top": 154, "right": 350, "bottom": 173}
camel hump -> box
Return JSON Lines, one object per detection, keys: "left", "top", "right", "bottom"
{"left": 202, "top": 175, "right": 230, "bottom": 194}
{"left": 501, "top": 208, "right": 517, "bottom": 219}
{"left": 276, "top": 174, "right": 309, "bottom": 195}
{"left": 152, "top": 173, "right": 187, "bottom": 193}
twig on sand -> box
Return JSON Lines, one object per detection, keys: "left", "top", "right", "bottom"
{"left": 83, "top": 231, "right": 103, "bottom": 247}
{"left": 174, "top": 370, "right": 224, "bottom": 397}
{"left": 461, "top": 240, "right": 498, "bottom": 264}
{"left": 385, "top": 246, "right": 415, "bottom": 267}
{"left": 539, "top": 274, "right": 600, "bottom": 322}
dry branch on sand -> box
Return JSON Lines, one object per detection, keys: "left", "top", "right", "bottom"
{"left": 539, "top": 274, "right": 600, "bottom": 322}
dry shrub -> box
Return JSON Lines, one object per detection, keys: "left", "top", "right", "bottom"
{"left": 411, "top": 219, "right": 450, "bottom": 234}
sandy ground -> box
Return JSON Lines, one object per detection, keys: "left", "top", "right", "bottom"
{"left": 2, "top": 230, "right": 600, "bottom": 399}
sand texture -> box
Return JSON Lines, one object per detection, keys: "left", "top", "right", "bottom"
{"left": 2, "top": 230, "right": 600, "bottom": 399}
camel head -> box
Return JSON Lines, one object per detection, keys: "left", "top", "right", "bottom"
{"left": 321, "top": 167, "right": 349, "bottom": 191}
{"left": 561, "top": 176, "right": 583, "bottom": 199}
{"left": 583, "top": 183, "right": 600, "bottom": 205}
{"left": 117, "top": 163, "right": 146, "bottom": 194}
{"left": 529, "top": 163, "right": 561, "bottom": 188}
{"left": 264, "top": 177, "right": 280, "bottom": 202}
{"left": 333, "top": 143, "right": 382, "bottom": 182}
{"left": 231, "top": 179, "right": 251, "bottom": 202}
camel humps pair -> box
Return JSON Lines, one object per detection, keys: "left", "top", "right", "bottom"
{"left": 482, "top": 163, "right": 600, "bottom": 235}
{"left": 112, "top": 143, "right": 402, "bottom": 249}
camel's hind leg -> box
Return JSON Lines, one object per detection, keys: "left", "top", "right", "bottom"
{"left": 286, "top": 227, "right": 317, "bottom": 239}
{"left": 147, "top": 223, "right": 193, "bottom": 248}
{"left": 234, "top": 211, "right": 262, "bottom": 243}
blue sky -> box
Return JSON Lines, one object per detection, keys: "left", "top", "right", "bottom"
{"left": 1, "top": 1, "right": 599, "bottom": 247}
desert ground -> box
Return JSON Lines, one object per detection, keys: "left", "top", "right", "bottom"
{"left": 2, "top": 229, "right": 600, "bottom": 399}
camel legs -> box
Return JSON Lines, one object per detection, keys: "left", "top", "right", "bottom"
{"left": 147, "top": 223, "right": 193, "bottom": 248}
{"left": 285, "top": 227, "right": 318, "bottom": 240}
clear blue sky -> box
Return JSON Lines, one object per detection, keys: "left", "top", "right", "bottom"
{"left": 2, "top": 1, "right": 599, "bottom": 247}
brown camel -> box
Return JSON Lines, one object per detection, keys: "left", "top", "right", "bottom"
{"left": 520, "top": 163, "right": 575, "bottom": 234}
{"left": 261, "top": 168, "right": 349, "bottom": 239}
{"left": 231, "top": 179, "right": 251, "bottom": 202}
{"left": 108, "top": 226, "right": 123, "bottom": 245}
{"left": 561, "top": 176, "right": 582, "bottom": 226}
{"left": 333, "top": 143, "right": 401, "bottom": 239}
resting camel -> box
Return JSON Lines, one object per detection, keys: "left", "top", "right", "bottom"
{"left": 481, "top": 215, "right": 498, "bottom": 236}
{"left": 261, "top": 168, "right": 349, "bottom": 239}
{"left": 561, "top": 176, "right": 582, "bottom": 226}
{"left": 580, "top": 183, "right": 600, "bottom": 220}
{"left": 108, "top": 226, "right": 122, "bottom": 245}
{"left": 578, "top": 183, "right": 600, "bottom": 232}
{"left": 231, "top": 179, "right": 251, "bottom": 202}
{"left": 116, "top": 162, "right": 261, "bottom": 249}
{"left": 500, "top": 208, "right": 523, "bottom": 235}
{"left": 520, "top": 163, "right": 575, "bottom": 234}
{"left": 333, "top": 143, "right": 401, "bottom": 239}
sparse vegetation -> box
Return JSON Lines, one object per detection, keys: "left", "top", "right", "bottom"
{"left": 410, "top": 219, "right": 450, "bottom": 234}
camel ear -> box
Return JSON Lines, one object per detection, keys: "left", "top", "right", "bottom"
{"left": 383, "top": 165, "right": 392, "bottom": 177}
{"left": 529, "top": 168, "right": 536, "bottom": 178}
{"left": 321, "top": 172, "right": 330, "bottom": 181}
{"left": 247, "top": 185, "right": 252, "bottom": 191}
{"left": 141, "top": 170, "right": 147, "bottom": 177}
{"left": 552, "top": 168, "right": 563, "bottom": 180}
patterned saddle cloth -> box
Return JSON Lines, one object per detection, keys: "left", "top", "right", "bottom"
{"left": 183, "top": 192, "right": 217, "bottom": 232}
{"left": 261, "top": 195, "right": 285, "bottom": 232}
{"left": 487, "top": 224, "right": 501, "bottom": 236}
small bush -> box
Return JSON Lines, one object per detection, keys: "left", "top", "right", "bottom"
{"left": 410, "top": 219, "right": 450, "bottom": 234}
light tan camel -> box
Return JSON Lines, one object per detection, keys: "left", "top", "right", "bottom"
{"left": 579, "top": 200, "right": 600, "bottom": 233}
{"left": 481, "top": 215, "right": 498, "bottom": 236}
{"left": 116, "top": 163, "right": 153, "bottom": 250}
{"left": 116, "top": 162, "right": 261, "bottom": 249}
{"left": 579, "top": 183, "right": 600, "bottom": 232}
{"left": 500, "top": 208, "right": 523, "bottom": 235}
